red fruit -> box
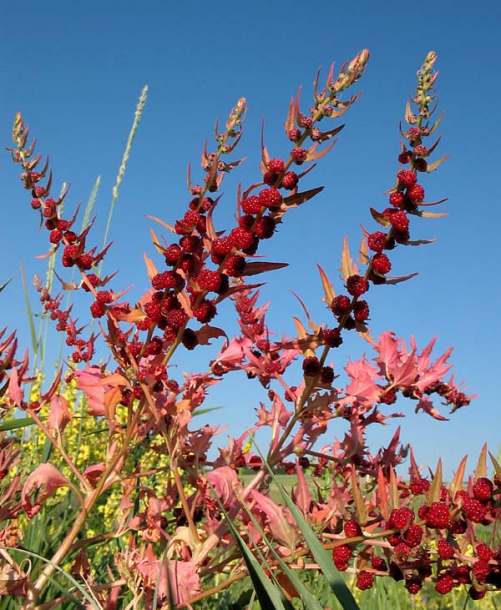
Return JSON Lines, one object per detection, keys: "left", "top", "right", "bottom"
{"left": 77, "top": 254, "right": 94, "bottom": 270}
{"left": 302, "top": 356, "right": 321, "bottom": 377}
{"left": 414, "top": 145, "right": 429, "bottom": 156}
{"left": 182, "top": 328, "right": 198, "bottom": 350}
{"left": 331, "top": 295, "right": 351, "bottom": 316}
{"left": 356, "top": 571, "right": 374, "bottom": 591}
{"left": 346, "top": 275, "right": 369, "bottom": 297}
{"left": 239, "top": 214, "right": 256, "bottom": 230}
{"left": 476, "top": 543, "right": 493, "bottom": 562}
{"left": 408, "top": 183, "right": 425, "bottom": 203}
{"left": 406, "top": 579, "right": 422, "bottom": 595}
{"left": 353, "top": 300, "right": 370, "bottom": 321}
{"left": 402, "top": 524, "right": 422, "bottom": 548}
{"left": 389, "top": 191, "right": 405, "bottom": 207}
{"left": 196, "top": 269, "right": 222, "bottom": 292}
{"left": 437, "top": 539, "right": 455, "bottom": 559}
{"left": 268, "top": 158, "right": 285, "bottom": 173}
{"left": 96, "top": 291, "right": 112, "bottom": 304}
{"left": 254, "top": 216, "right": 275, "bottom": 239}
{"left": 389, "top": 507, "right": 414, "bottom": 530}
{"left": 164, "top": 244, "right": 183, "bottom": 265}
{"left": 224, "top": 255, "right": 246, "bottom": 277}
{"left": 425, "top": 502, "right": 450, "bottom": 529}
{"left": 259, "top": 188, "right": 282, "bottom": 208}
{"left": 390, "top": 210, "right": 410, "bottom": 232}
{"left": 472, "top": 560, "right": 490, "bottom": 581}
{"left": 472, "top": 477, "right": 493, "bottom": 502}
{"left": 290, "top": 147, "right": 308, "bottom": 164}
{"left": 322, "top": 328, "right": 343, "bottom": 348}
{"left": 462, "top": 497, "right": 488, "bottom": 523}
{"left": 193, "top": 300, "right": 217, "bottom": 323}
{"left": 368, "top": 231, "right": 387, "bottom": 252}
{"left": 320, "top": 366, "right": 335, "bottom": 384}
{"left": 49, "top": 229, "right": 62, "bottom": 244}
{"left": 298, "top": 115, "right": 313, "bottom": 128}
{"left": 398, "top": 151, "right": 412, "bottom": 164}
{"left": 372, "top": 253, "right": 391, "bottom": 274}
{"left": 263, "top": 171, "right": 279, "bottom": 186}
{"left": 410, "top": 478, "right": 430, "bottom": 495}
{"left": 332, "top": 544, "right": 352, "bottom": 571}
{"left": 212, "top": 236, "right": 234, "bottom": 255}
{"left": 397, "top": 170, "right": 417, "bottom": 187}
{"left": 152, "top": 271, "right": 184, "bottom": 291}
{"left": 281, "top": 171, "right": 298, "bottom": 190}
{"left": 415, "top": 158, "right": 428, "bottom": 172}
{"left": 288, "top": 128, "right": 301, "bottom": 141}
{"left": 90, "top": 301, "right": 105, "bottom": 318}
{"left": 166, "top": 309, "right": 188, "bottom": 329}
{"left": 229, "top": 227, "right": 254, "bottom": 250}
{"left": 241, "top": 195, "right": 263, "bottom": 215}
{"left": 469, "top": 587, "right": 486, "bottom": 600}
{"left": 344, "top": 519, "right": 362, "bottom": 538}
{"left": 435, "top": 573, "right": 454, "bottom": 595}
{"left": 181, "top": 209, "right": 200, "bottom": 228}
{"left": 180, "top": 235, "right": 201, "bottom": 253}
{"left": 371, "top": 556, "right": 387, "bottom": 571}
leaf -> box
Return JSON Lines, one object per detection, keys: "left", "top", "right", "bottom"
{"left": 143, "top": 253, "right": 158, "bottom": 280}
{"left": 306, "top": 137, "right": 338, "bottom": 162}
{"left": 21, "top": 464, "right": 73, "bottom": 519}
{"left": 242, "top": 261, "right": 288, "bottom": 276}
{"left": 195, "top": 325, "right": 227, "bottom": 346}
{"left": 489, "top": 452, "right": 501, "bottom": 485}
{"left": 427, "top": 458, "right": 443, "bottom": 505}
{"left": 145, "top": 214, "right": 176, "bottom": 233}
{"left": 416, "top": 211, "right": 449, "bottom": 219}
{"left": 450, "top": 455, "right": 468, "bottom": 498}
{"left": 377, "top": 466, "right": 389, "bottom": 521}
{"left": 474, "top": 443, "right": 488, "bottom": 480}
{"left": 317, "top": 263, "right": 335, "bottom": 305}
{"left": 339, "top": 236, "right": 356, "bottom": 281}
{"left": 282, "top": 186, "right": 324, "bottom": 208}
{"left": 426, "top": 154, "right": 450, "bottom": 172}
{"left": 385, "top": 272, "right": 419, "bottom": 285}
{"left": 351, "top": 466, "right": 367, "bottom": 524}
{"left": 0, "top": 276, "right": 14, "bottom": 293}
{"left": 370, "top": 207, "right": 391, "bottom": 228}
{"left": 149, "top": 228, "right": 165, "bottom": 255}
{"left": 389, "top": 466, "right": 400, "bottom": 511}
{"left": 0, "top": 417, "right": 35, "bottom": 432}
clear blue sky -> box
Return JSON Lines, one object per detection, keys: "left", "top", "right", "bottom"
{"left": 1, "top": 1, "right": 500, "bottom": 478}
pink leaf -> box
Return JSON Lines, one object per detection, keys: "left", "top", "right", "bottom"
{"left": 205, "top": 466, "right": 240, "bottom": 509}
{"left": 22, "top": 464, "right": 72, "bottom": 518}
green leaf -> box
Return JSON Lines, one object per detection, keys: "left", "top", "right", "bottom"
{"left": 0, "top": 276, "right": 14, "bottom": 293}
{"left": 256, "top": 451, "right": 360, "bottom": 610}
{"left": 0, "top": 417, "right": 35, "bottom": 432}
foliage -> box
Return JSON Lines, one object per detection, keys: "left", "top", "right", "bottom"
{"left": 0, "top": 50, "right": 499, "bottom": 609}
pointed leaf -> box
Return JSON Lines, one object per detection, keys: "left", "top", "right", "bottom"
{"left": 427, "top": 458, "right": 443, "bottom": 504}
{"left": 317, "top": 264, "right": 335, "bottom": 305}
{"left": 474, "top": 443, "right": 488, "bottom": 480}
{"left": 489, "top": 452, "right": 501, "bottom": 485}
{"left": 450, "top": 455, "right": 468, "bottom": 497}
{"left": 243, "top": 261, "right": 288, "bottom": 276}
{"left": 351, "top": 466, "right": 367, "bottom": 523}
{"left": 282, "top": 187, "right": 324, "bottom": 208}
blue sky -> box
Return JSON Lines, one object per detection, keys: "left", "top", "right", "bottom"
{"left": 1, "top": 1, "right": 500, "bottom": 478}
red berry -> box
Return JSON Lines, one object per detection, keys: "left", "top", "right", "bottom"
{"left": 398, "top": 151, "right": 412, "bottom": 164}
{"left": 469, "top": 587, "right": 486, "bottom": 600}
{"left": 389, "top": 191, "right": 405, "bottom": 207}
{"left": 49, "top": 229, "right": 62, "bottom": 244}
{"left": 164, "top": 244, "right": 183, "bottom": 265}
{"left": 193, "top": 300, "right": 217, "bottom": 323}
{"left": 331, "top": 295, "right": 351, "bottom": 316}
{"left": 302, "top": 356, "right": 321, "bottom": 377}
{"left": 152, "top": 271, "right": 184, "bottom": 291}
{"left": 344, "top": 519, "right": 362, "bottom": 537}
{"left": 397, "top": 170, "right": 417, "bottom": 187}
{"left": 476, "top": 543, "right": 493, "bottom": 562}
{"left": 224, "top": 255, "right": 246, "bottom": 277}
{"left": 371, "top": 556, "right": 387, "bottom": 571}
{"left": 196, "top": 269, "right": 222, "bottom": 292}
{"left": 298, "top": 115, "right": 313, "bottom": 128}
{"left": 281, "top": 171, "right": 298, "bottom": 190}
{"left": 353, "top": 300, "right": 370, "bottom": 322}
{"left": 90, "top": 301, "right": 105, "bottom": 318}
{"left": 372, "top": 253, "right": 392, "bottom": 274}
{"left": 263, "top": 171, "right": 278, "bottom": 186}
{"left": 254, "top": 216, "right": 275, "bottom": 239}
{"left": 389, "top": 508, "right": 414, "bottom": 530}
{"left": 437, "top": 539, "right": 455, "bottom": 559}
{"left": 435, "top": 573, "right": 454, "bottom": 595}
{"left": 462, "top": 497, "right": 488, "bottom": 523}
{"left": 414, "top": 145, "right": 428, "bottom": 156}
{"left": 425, "top": 502, "right": 450, "bottom": 529}
{"left": 290, "top": 147, "right": 308, "bottom": 164}
{"left": 472, "top": 560, "right": 490, "bottom": 581}
{"left": 406, "top": 579, "right": 422, "bottom": 595}
{"left": 332, "top": 544, "right": 352, "bottom": 571}
{"left": 166, "top": 309, "right": 188, "bottom": 329}
{"left": 472, "top": 477, "right": 493, "bottom": 502}
{"left": 346, "top": 275, "right": 369, "bottom": 297}
{"left": 229, "top": 227, "right": 254, "bottom": 250}
{"left": 389, "top": 210, "right": 410, "bottom": 232}
{"left": 182, "top": 328, "right": 198, "bottom": 350}
{"left": 320, "top": 366, "right": 335, "bottom": 384}
{"left": 288, "top": 128, "right": 301, "bottom": 141}
{"left": 259, "top": 188, "right": 282, "bottom": 208}
{"left": 96, "top": 291, "right": 112, "bottom": 304}
{"left": 402, "top": 524, "right": 422, "bottom": 548}
{"left": 241, "top": 195, "right": 263, "bottom": 215}
{"left": 268, "top": 158, "right": 285, "bottom": 173}
{"left": 77, "top": 254, "right": 93, "bottom": 270}
{"left": 367, "top": 231, "right": 387, "bottom": 252}
{"left": 322, "top": 328, "right": 343, "bottom": 348}
{"left": 212, "top": 236, "right": 234, "bottom": 256}
{"left": 408, "top": 183, "right": 425, "bottom": 203}
{"left": 356, "top": 571, "right": 374, "bottom": 591}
